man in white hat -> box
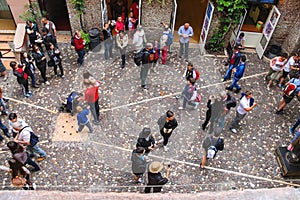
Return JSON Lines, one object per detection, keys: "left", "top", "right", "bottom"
{"left": 144, "top": 161, "right": 171, "bottom": 193}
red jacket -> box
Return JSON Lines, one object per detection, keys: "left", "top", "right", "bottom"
{"left": 130, "top": 2, "right": 139, "bottom": 19}
{"left": 84, "top": 85, "right": 99, "bottom": 103}
{"left": 17, "top": 67, "right": 28, "bottom": 79}
{"left": 74, "top": 36, "right": 85, "bottom": 51}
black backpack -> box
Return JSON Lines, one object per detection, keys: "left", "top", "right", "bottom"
{"left": 134, "top": 50, "right": 143, "bottom": 66}
{"left": 215, "top": 138, "right": 224, "bottom": 151}
{"left": 71, "top": 36, "right": 75, "bottom": 46}
{"left": 20, "top": 126, "right": 39, "bottom": 147}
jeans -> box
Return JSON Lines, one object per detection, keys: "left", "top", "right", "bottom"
{"left": 78, "top": 121, "right": 93, "bottom": 133}
{"left": 230, "top": 111, "right": 246, "bottom": 129}
{"left": 291, "top": 131, "right": 300, "bottom": 144}
{"left": 88, "top": 99, "right": 100, "bottom": 122}
{"left": 76, "top": 49, "right": 85, "bottom": 65}
{"left": 119, "top": 47, "right": 126, "bottom": 66}
{"left": 28, "top": 71, "right": 36, "bottom": 86}
{"left": 291, "top": 117, "right": 300, "bottom": 132}
{"left": 27, "top": 144, "right": 46, "bottom": 158}
{"left": 223, "top": 64, "right": 234, "bottom": 81}
{"left": 182, "top": 96, "right": 197, "bottom": 109}
{"left": 140, "top": 64, "right": 149, "bottom": 86}
{"left": 229, "top": 76, "right": 241, "bottom": 90}
{"left": 25, "top": 153, "right": 40, "bottom": 172}
{"left": 0, "top": 119, "right": 9, "bottom": 139}
{"left": 54, "top": 62, "right": 64, "bottom": 76}
{"left": 179, "top": 41, "right": 189, "bottom": 59}
{"left": 104, "top": 41, "right": 113, "bottom": 60}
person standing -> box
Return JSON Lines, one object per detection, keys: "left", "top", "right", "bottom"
{"left": 235, "top": 32, "right": 245, "bottom": 49}
{"left": 20, "top": 52, "right": 39, "bottom": 88}
{"left": 10, "top": 61, "right": 32, "bottom": 97}
{"left": 102, "top": 21, "right": 114, "bottom": 60}
{"left": 73, "top": 30, "right": 86, "bottom": 67}
{"left": 136, "top": 127, "right": 156, "bottom": 154}
{"left": 144, "top": 161, "right": 170, "bottom": 193}
{"left": 0, "top": 51, "right": 8, "bottom": 81}
{"left": 47, "top": 43, "right": 64, "bottom": 78}
{"left": 116, "top": 30, "right": 128, "bottom": 68}
{"left": 127, "top": 11, "right": 137, "bottom": 40}
{"left": 225, "top": 55, "right": 247, "bottom": 93}
{"left": 229, "top": 91, "right": 257, "bottom": 134}
{"left": 222, "top": 46, "right": 241, "bottom": 81}
{"left": 130, "top": 0, "right": 139, "bottom": 20}
{"left": 178, "top": 22, "right": 193, "bottom": 60}
{"left": 41, "top": 17, "right": 57, "bottom": 37}
{"left": 32, "top": 45, "right": 50, "bottom": 85}
{"left": 278, "top": 53, "right": 299, "bottom": 88}
{"left": 76, "top": 106, "right": 93, "bottom": 133}
{"left": 0, "top": 117, "right": 9, "bottom": 142}
{"left": 140, "top": 43, "right": 153, "bottom": 89}
{"left": 160, "top": 26, "right": 169, "bottom": 65}
{"left": 200, "top": 134, "right": 219, "bottom": 168}
{"left": 41, "top": 28, "right": 57, "bottom": 50}
{"left": 157, "top": 110, "right": 178, "bottom": 151}
{"left": 13, "top": 121, "right": 47, "bottom": 162}
{"left": 114, "top": 16, "right": 125, "bottom": 36}
{"left": 133, "top": 25, "right": 146, "bottom": 52}
{"left": 265, "top": 53, "right": 287, "bottom": 90}
{"left": 131, "top": 146, "right": 147, "bottom": 183}
{"left": 25, "top": 20, "right": 39, "bottom": 46}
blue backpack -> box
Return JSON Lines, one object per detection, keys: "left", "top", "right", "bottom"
{"left": 164, "top": 33, "right": 174, "bottom": 46}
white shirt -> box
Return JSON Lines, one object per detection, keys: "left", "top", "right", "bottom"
{"left": 235, "top": 36, "right": 245, "bottom": 46}
{"left": 271, "top": 57, "right": 285, "bottom": 71}
{"left": 283, "top": 57, "right": 296, "bottom": 72}
{"left": 237, "top": 96, "right": 250, "bottom": 115}
{"left": 18, "top": 126, "right": 33, "bottom": 143}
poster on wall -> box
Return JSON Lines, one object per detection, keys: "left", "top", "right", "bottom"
{"left": 256, "top": 6, "right": 281, "bottom": 59}
{"left": 200, "top": 1, "right": 214, "bottom": 54}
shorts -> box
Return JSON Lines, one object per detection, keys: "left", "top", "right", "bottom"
{"left": 270, "top": 71, "right": 281, "bottom": 81}
{"left": 283, "top": 94, "right": 294, "bottom": 104}
{"left": 282, "top": 71, "right": 289, "bottom": 78}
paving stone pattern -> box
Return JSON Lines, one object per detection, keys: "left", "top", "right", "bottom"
{"left": 0, "top": 28, "right": 299, "bottom": 193}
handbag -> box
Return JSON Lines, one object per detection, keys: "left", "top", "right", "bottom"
{"left": 12, "top": 176, "right": 27, "bottom": 187}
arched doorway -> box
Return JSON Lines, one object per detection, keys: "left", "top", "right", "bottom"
{"left": 174, "top": 0, "right": 208, "bottom": 43}
{"left": 39, "top": 0, "right": 71, "bottom": 31}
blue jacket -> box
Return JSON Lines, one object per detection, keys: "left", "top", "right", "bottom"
{"left": 234, "top": 62, "right": 246, "bottom": 79}
{"left": 77, "top": 109, "right": 89, "bottom": 125}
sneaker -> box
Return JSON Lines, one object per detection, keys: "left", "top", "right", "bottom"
{"left": 163, "top": 146, "right": 169, "bottom": 152}
{"left": 287, "top": 144, "right": 294, "bottom": 151}
{"left": 61, "top": 75, "right": 65, "bottom": 79}
{"left": 290, "top": 127, "right": 294, "bottom": 135}
{"left": 225, "top": 86, "right": 233, "bottom": 91}
{"left": 175, "top": 95, "right": 182, "bottom": 99}
{"left": 93, "top": 121, "right": 100, "bottom": 125}
{"left": 267, "top": 85, "right": 270, "bottom": 90}
{"left": 137, "top": 178, "right": 144, "bottom": 184}
{"left": 230, "top": 128, "right": 237, "bottom": 134}
{"left": 275, "top": 110, "right": 283, "bottom": 115}
{"left": 36, "top": 157, "right": 45, "bottom": 162}
{"left": 32, "top": 85, "right": 39, "bottom": 88}
{"left": 54, "top": 75, "right": 58, "bottom": 79}
{"left": 25, "top": 93, "right": 32, "bottom": 98}
{"left": 142, "top": 85, "right": 149, "bottom": 89}
{"left": 178, "top": 107, "right": 185, "bottom": 110}
{"left": 28, "top": 91, "right": 32, "bottom": 95}
{"left": 194, "top": 103, "right": 199, "bottom": 110}
{"left": 29, "top": 183, "right": 37, "bottom": 190}
{"left": 45, "top": 81, "right": 50, "bottom": 85}
{"left": 3, "top": 76, "right": 8, "bottom": 81}
{"left": 221, "top": 78, "right": 226, "bottom": 82}
{"left": 278, "top": 84, "right": 283, "bottom": 88}
{"left": 23, "top": 184, "right": 29, "bottom": 190}
{"left": 234, "top": 88, "right": 241, "bottom": 94}
{"left": 158, "top": 138, "right": 164, "bottom": 144}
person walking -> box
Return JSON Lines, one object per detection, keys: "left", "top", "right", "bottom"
{"left": 32, "top": 45, "right": 50, "bottom": 85}
{"left": 229, "top": 91, "right": 257, "bottom": 134}
{"left": 131, "top": 146, "right": 147, "bottom": 183}
{"left": 0, "top": 118, "right": 9, "bottom": 142}
{"left": 178, "top": 22, "right": 193, "bottom": 60}
{"left": 157, "top": 110, "right": 178, "bottom": 151}
{"left": 12, "top": 121, "right": 47, "bottom": 162}
{"left": 278, "top": 53, "right": 299, "bottom": 88}
{"left": 225, "top": 55, "right": 247, "bottom": 93}
{"left": 265, "top": 53, "right": 287, "bottom": 90}
{"left": 144, "top": 161, "right": 170, "bottom": 193}
{"left": 178, "top": 78, "right": 199, "bottom": 110}
{"left": 76, "top": 106, "right": 93, "bottom": 133}
{"left": 73, "top": 30, "right": 86, "bottom": 67}
{"left": 116, "top": 30, "right": 128, "bottom": 68}
{"left": 222, "top": 46, "right": 241, "bottom": 82}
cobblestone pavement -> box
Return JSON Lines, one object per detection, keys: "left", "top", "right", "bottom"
{"left": 0, "top": 31, "right": 300, "bottom": 193}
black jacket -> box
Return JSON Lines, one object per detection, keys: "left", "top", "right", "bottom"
{"left": 141, "top": 48, "right": 151, "bottom": 64}
{"left": 147, "top": 172, "right": 168, "bottom": 185}
{"left": 136, "top": 136, "right": 155, "bottom": 154}
{"left": 32, "top": 51, "right": 47, "bottom": 68}
{"left": 21, "top": 55, "right": 35, "bottom": 77}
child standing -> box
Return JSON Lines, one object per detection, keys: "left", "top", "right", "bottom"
{"left": 76, "top": 106, "right": 93, "bottom": 133}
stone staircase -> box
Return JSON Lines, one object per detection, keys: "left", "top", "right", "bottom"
{"left": 0, "top": 30, "right": 16, "bottom": 70}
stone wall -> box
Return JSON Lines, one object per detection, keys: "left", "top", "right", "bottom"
{"left": 141, "top": 0, "right": 172, "bottom": 28}
{"left": 267, "top": 0, "right": 300, "bottom": 54}
{"left": 66, "top": 0, "right": 102, "bottom": 34}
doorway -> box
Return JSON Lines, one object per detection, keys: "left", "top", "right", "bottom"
{"left": 40, "top": 0, "right": 71, "bottom": 31}
{"left": 174, "top": 0, "right": 208, "bottom": 43}
{"left": 0, "top": 0, "right": 15, "bottom": 30}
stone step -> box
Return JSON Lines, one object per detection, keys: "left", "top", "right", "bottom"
{"left": 0, "top": 50, "right": 15, "bottom": 58}
{"left": 1, "top": 58, "right": 16, "bottom": 70}
{"left": 0, "top": 42, "right": 11, "bottom": 51}
{"left": 0, "top": 34, "right": 14, "bottom": 42}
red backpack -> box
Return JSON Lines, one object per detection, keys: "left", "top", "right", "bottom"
{"left": 194, "top": 69, "right": 200, "bottom": 81}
